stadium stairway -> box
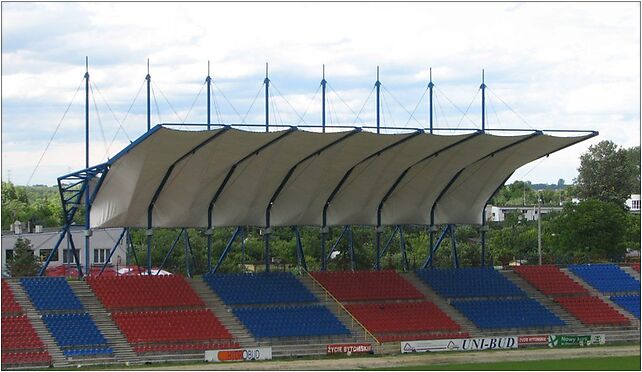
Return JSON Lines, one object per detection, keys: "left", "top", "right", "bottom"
{"left": 501, "top": 270, "right": 587, "bottom": 334}
{"left": 560, "top": 268, "right": 640, "bottom": 343}
{"left": 186, "top": 278, "right": 258, "bottom": 349}
{"left": 5, "top": 280, "right": 68, "bottom": 368}
{"left": 298, "top": 274, "right": 380, "bottom": 342}
{"left": 66, "top": 280, "right": 138, "bottom": 365}
{"left": 401, "top": 272, "right": 482, "bottom": 338}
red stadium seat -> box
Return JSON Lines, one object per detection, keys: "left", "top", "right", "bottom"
{"left": 555, "top": 296, "right": 630, "bottom": 326}
{"left": 513, "top": 265, "right": 588, "bottom": 296}
{"left": 311, "top": 270, "right": 423, "bottom": 301}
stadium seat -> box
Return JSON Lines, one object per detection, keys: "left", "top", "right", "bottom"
{"left": 452, "top": 298, "right": 565, "bottom": 329}
{"left": 345, "top": 301, "right": 462, "bottom": 339}
{"left": 233, "top": 305, "right": 350, "bottom": 338}
{"left": 630, "top": 263, "right": 640, "bottom": 273}
{"left": 311, "top": 270, "right": 423, "bottom": 301}
{"left": 555, "top": 295, "right": 630, "bottom": 325}
{"left": 1, "top": 315, "right": 51, "bottom": 367}
{"left": 112, "top": 309, "right": 232, "bottom": 344}
{"left": 43, "top": 313, "right": 109, "bottom": 351}
{"left": 204, "top": 272, "right": 317, "bottom": 305}
{"left": 20, "top": 277, "right": 83, "bottom": 311}
{"left": 87, "top": 275, "right": 204, "bottom": 309}
{"left": 610, "top": 295, "right": 640, "bottom": 319}
{"left": 569, "top": 264, "right": 640, "bottom": 293}
{"left": 513, "top": 265, "right": 588, "bottom": 296}
{"left": 2, "top": 280, "right": 23, "bottom": 314}
{"left": 416, "top": 267, "right": 524, "bottom": 298}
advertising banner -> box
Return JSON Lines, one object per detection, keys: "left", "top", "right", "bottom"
{"left": 326, "top": 343, "right": 373, "bottom": 354}
{"left": 401, "top": 336, "right": 518, "bottom": 353}
{"left": 518, "top": 335, "right": 549, "bottom": 346}
{"left": 547, "top": 334, "right": 606, "bottom": 348}
{"left": 205, "top": 347, "right": 272, "bottom": 362}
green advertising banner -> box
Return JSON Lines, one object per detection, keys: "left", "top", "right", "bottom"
{"left": 547, "top": 334, "right": 605, "bottom": 348}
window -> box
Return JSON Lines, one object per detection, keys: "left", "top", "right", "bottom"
{"left": 5, "top": 250, "right": 14, "bottom": 260}
{"left": 93, "top": 249, "right": 110, "bottom": 264}
{"left": 633, "top": 200, "right": 641, "bottom": 210}
{"left": 63, "top": 249, "right": 80, "bottom": 264}
{"left": 39, "top": 249, "right": 58, "bottom": 262}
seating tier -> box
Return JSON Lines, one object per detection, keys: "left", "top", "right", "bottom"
{"left": 2, "top": 280, "right": 22, "bottom": 314}
{"left": 513, "top": 265, "right": 587, "bottom": 296}
{"left": 43, "top": 313, "right": 110, "bottom": 354}
{"left": 554, "top": 295, "right": 630, "bottom": 325}
{"left": 416, "top": 267, "right": 524, "bottom": 298}
{"left": 132, "top": 342, "right": 240, "bottom": 354}
{"left": 204, "top": 272, "right": 316, "bottom": 305}
{"left": 87, "top": 275, "right": 204, "bottom": 309}
{"left": 112, "top": 309, "right": 232, "bottom": 344}
{"left": 569, "top": 264, "right": 640, "bottom": 293}
{"left": 20, "top": 277, "right": 83, "bottom": 311}
{"left": 610, "top": 295, "right": 640, "bottom": 319}
{"left": 311, "top": 270, "right": 423, "bottom": 301}
{"left": 233, "top": 305, "right": 350, "bottom": 338}
{"left": 2, "top": 316, "right": 45, "bottom": 351}
{"left": 631, "top": 263, "right": 640, "bottom": 273}
{"left": 345, "top": 302, "right": 461, "bottom": 334}
{"left": 452, "top": 299, "right": 564, "bottom": 329}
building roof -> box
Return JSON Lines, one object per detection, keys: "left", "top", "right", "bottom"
{"left": 86, "top": 126, "right": 594, "bottom": 228}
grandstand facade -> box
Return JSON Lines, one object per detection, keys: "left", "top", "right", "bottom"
{"left": 2, "top": 264, "right": 639, "bottom": 368}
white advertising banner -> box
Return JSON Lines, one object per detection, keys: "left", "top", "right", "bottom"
{"left": 205, "top": 347, "right": 272, "bottom": 362}
{"left": 401, "top": 336, "right": 518, "bottom": 353}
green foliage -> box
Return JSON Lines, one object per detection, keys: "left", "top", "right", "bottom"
{"left": 6, "top": 238, "right": 41, "bottom": 277}
{"left": 575, "top": 141, "right": 640, "bottom": 205}
{"left": 549, "top": 200, "right": 631, "bottom": 263}
{"left": 1, "top": 181, "right": 63, "bottom": 230}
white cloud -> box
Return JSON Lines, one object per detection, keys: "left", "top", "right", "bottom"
{"left": 1, "top": 2, "right": 639, "bottom": 186}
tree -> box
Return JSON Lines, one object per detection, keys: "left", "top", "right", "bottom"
{"left": 557, "top": 178, "right": 565, "bottom": 188}
{"left": 549, "top": 200, "right": 630, "bottom": 262}
{"left": 575, "top": 141, "right": 639, "bottom": 205}
{"left": 6, "top": 238, "right": 41, "bottom": 277}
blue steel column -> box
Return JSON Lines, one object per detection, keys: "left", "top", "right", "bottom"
{"left": 480, "top": 69, "right": 487, "bottom": 266}
{"left": 145, "top": 59, "right": 152, "bottom": 274}
{"left": 428, "top": 67, "right": 434, "bottom": 134}
{"left": 480, "top": 69, "right": 486, "bottom": 132}
{"left": 374, "top": 66, "right": 382, "bottom": 270}
{"left": 428, "top": 68, "right": 435, "bottom": 262}
{"left": 207, "top": 61, "right": 211, "bottom": 130}
{"left": 84, "top": 57, "right": 91, "bottom": 276}
{"left": 321, "top": 65, "right": 326, "bottom": 133}
{"left": 320, "top": 65, "right": 328, "bottom": 270}
{"left": 146, "top": 59, "right": 151, "bottom": 132}
{"left": 206, "top": 61, "right": 212, "bottom": 269}
{"left": 375, "top": 66, "right": 381, "bottom": 134}
{"left": 264, "top": 63, "right": 270, "bottom": 133}
{"left": 263, "top": 63, "right": 271, "bottom": 271}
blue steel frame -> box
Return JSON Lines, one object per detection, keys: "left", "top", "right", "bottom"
{"left": 52, "top": 64, "right": 599, "bottom": 277}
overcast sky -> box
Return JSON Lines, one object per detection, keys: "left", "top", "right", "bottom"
{"left": 2, "top": 2, "right": 640, "bottom": 186}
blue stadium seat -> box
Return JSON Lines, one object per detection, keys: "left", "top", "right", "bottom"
{"left": 415, "top": 268, "right": 524, "bottom": 298}
{"left": 43, "top": 313, "right": 109, "bottom": 350}
{"left": 569, "top": 264, "right": 640, "bottom": 293}
{"left": 63, "top": 347, "right": 113, "bottom": 357}
{"left": 204, "top": 272, "right": 317, "bottom": 305}
{"left": 233, "top": 305, "right": 350, "bottom": 338}
{"left": 611, "top": 295, "right": 640, "bottom": 319}
{"left": 452, "top": 299, "right": 565, "bottom": 329}
{"left": 20, "top": 277, "right": 83, "bottom": 311}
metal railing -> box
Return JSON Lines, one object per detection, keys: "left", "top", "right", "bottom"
{"left": 304, "top": 269, "right": 381, "bottom": 345}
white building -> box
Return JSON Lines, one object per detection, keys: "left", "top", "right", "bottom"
{"left": 2, "top": 226, "right": 128, "bottom": 275}
{"left": 626, "top": 194, "right": 641, "bottom": 213}
{"left": 486, "top": 205, "right": 563, "bottom": 223}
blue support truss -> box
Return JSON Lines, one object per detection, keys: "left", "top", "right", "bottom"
{"left": 98, "top": 228, "right": 127, "bottom": 276}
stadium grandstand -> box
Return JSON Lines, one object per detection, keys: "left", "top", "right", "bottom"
{"left": 2, "top": 61, "right": 639, "bottom": 369}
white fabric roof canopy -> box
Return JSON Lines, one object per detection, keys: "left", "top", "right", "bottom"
{"left": 89, "top": 126, "right": 593, "bottom": 228}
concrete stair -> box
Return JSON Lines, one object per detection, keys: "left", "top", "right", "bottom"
{"left": 560, "top": 268, "right": 640, "bottom": 343}
{"left": 297, "top": 274, "right": 380, "bottom": 354}
{"left": 186, "top": 278, "right": 257, "bottom": 349}
{"left": 67, "top": 279, "right": 138, "bottom": 365}
{"left": 621, "top": 266, "right": 640, "bottom": 280}
{"left": 500, "top": 269, "right": 588, "bottom": 334}
{"left": 5, "top": 280, "right": 68, "bottom": 368}
{"left": 401, "top": 272, "right": 482, "bottom": 338}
